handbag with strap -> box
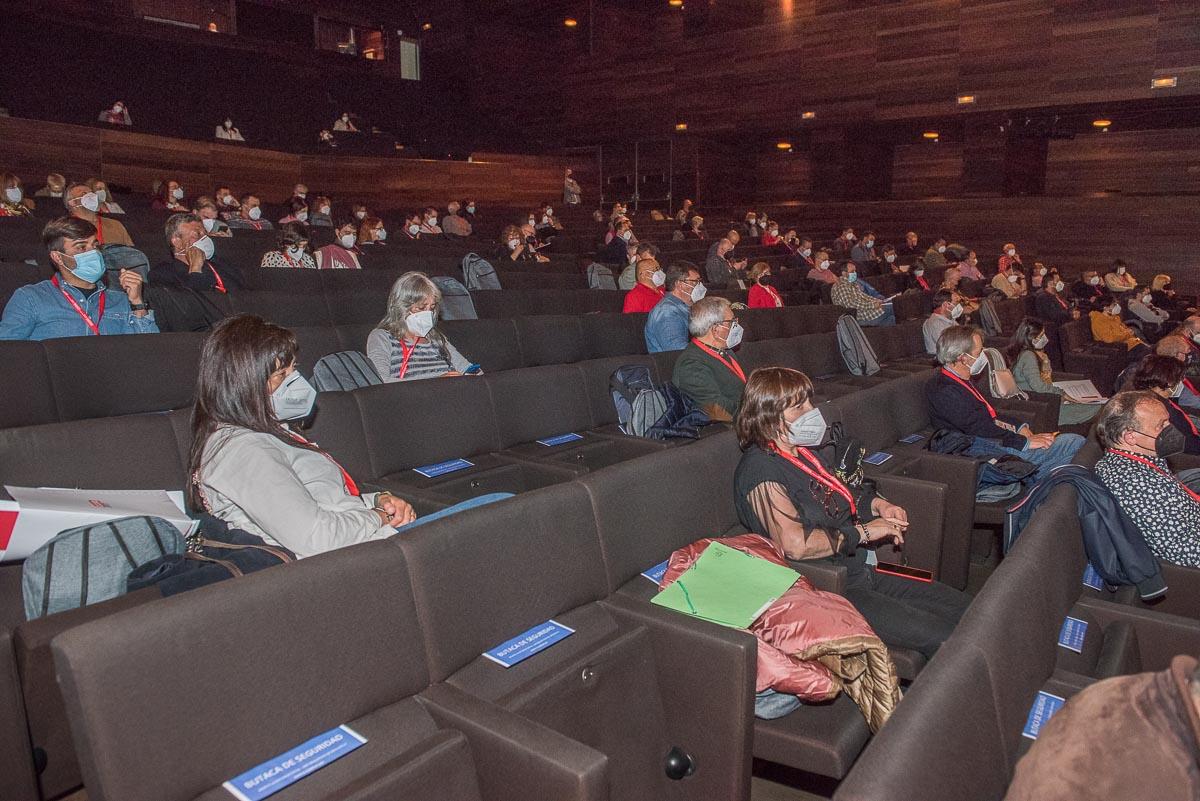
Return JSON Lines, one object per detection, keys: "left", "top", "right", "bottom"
{"left": 983, "top": 348, "right": 1028, "bottom": 400}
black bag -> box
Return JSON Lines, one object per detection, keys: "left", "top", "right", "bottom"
{"left": 126, "top": 515, "right": 294, "bottom": 597}
{"left": 926, "top": 429, "right": 1036, "bottom": 486}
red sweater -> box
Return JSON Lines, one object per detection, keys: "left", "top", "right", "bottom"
{"left": 623, "top": 282, "right": 666, "bottom": 314}
{"left": 748, "top": 283, "right": 784, "bottom": 308}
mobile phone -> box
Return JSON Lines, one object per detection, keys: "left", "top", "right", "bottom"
{"left": 875, "top": 561, "right": 934, "bottom": 583}
{"left": 463, "top": 364, "right": 482, "bottom": 375}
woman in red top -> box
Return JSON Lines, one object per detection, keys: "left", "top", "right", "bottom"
{"left": 747, "top": 262, "right": 784, "bottom": 309}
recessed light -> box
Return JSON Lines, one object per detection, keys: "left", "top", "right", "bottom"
{"left": 564, "top": 18, "right": 578, "bottom": 27}
{"left": 1152, "top": 76, "right": 1178, "bottom": 89}
{"left": 421, "top": 22, "right": 432, "bottom": 31}
{"left": 801, "top": 111, "right": 815, "bottom": 119}
{"left": 957, "top": 94, "right": 976, "bottom": 105}
{"left": 922, "top": 131, "right": 940, "bottom": 140}
{"left": 776, "top": 141, "right": 792, "bottom": 150}
{"left": 675, "top": 122, "right": 688, "bottom": 132}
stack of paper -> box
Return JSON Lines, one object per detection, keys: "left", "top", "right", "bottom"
{"left": 1053, "top": 379, "right": 1106, "bottom": 404}
{"left": 0, "top": 487, "right": 197, "bottom": 563}
{"left": 651, "top": 542, "right": 799, "bottom": 628}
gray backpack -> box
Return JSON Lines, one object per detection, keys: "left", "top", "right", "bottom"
{"left": 100, "top": 243, "right": 151, "bottom": 283}
{"left": 836, "top": 314, "right": 881, "bottom": 376}
{"left": 22, "top": 515, "right": 185, "bottom": 620}
{"left": 617, "top": 262, "right": 638, "bottom": 290}
{"left": 462, "top": 253, "right": 501, "bottom": 290}
{"left": 587, "top": 263, "right": 618, "bottom": 290}
{"left": 312, "top": 351, "right": 383, "bottom": 392}
{"left": 431, "top": 276, "right": 478, "bottom": 319}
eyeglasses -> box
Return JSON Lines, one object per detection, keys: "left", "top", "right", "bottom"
{"left": 715, "top": 317, "right": 738, "bottom": 327}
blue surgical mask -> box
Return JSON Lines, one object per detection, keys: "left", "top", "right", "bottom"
{"left": 847, "top": 273, "right": 858, "bottom": 283}
{"left": 66, "top": 248, "right": 106, "bottom": 283}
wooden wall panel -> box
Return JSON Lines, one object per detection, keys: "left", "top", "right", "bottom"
{"left": 1045, "top": 129, "right": 1200, "bottom": 195}
{"left": 892, "top": 142, "right": 965, "bottom": 198}
{"left": 754, "top": 152, "right": 814, "bottom": 204}
{"left": 0, "top": 117, "right": 569, "bottom": 213}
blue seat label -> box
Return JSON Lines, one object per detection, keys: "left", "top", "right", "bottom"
{"left": 538, "top": 433, "right": 585, "bottom": 447}
{"left": 863, "top": 451, "right": 892, "bottom": 465}
{"left": 899, "top": 434, "right": 925, "bottom": 444}
{"left": 483, "top": 619, "right": 575, "bottom": 668}
{"left": 1081, "top": 563, "right": 1105, "bottom": 591}
{"left": 413, "top": 458, "right": 474, "bottom": 478}
{"left": 223, "top": 725, "right": 367, "bottom": 801}
{"left": 641, "top": 559, "right": 669, "bottom": 584}
{"left": 1021, "top": 691, "right": 1065, "bottom": 740}
{"left": 1057, "top": 616, "right": 1087, "bottom": 653}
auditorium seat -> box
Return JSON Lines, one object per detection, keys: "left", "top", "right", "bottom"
{"left": 0, "top": 340, "right": 56, "bottom": 429}
{"left": 440, "top": 318, "right": 524, "bottom": 372}
{"left": 396, "top": 484, "right": 755, "bottom": 801}
{"left": 53, "top": 541, "right": 609, "bottom": 801}
{"left": 229, "top": 289, "right": 334, "bottom": 327}
{"left": 514, "top": 314, "right": 587, "bottom": 366}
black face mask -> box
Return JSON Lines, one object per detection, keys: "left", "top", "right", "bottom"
{"left": 1135, "top": 425, "right": 1185, "bottom": 458}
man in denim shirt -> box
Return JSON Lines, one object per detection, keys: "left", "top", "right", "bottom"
{"left": 0, "top": 217, "right": 158, "bottom": 340}
{"left": 645, "top": 262, "right": 705, "bottom": 353}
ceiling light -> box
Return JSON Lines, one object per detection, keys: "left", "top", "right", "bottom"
{"left": 801, "top": 111, "right": 815, "bottom": 119}
{"left": 1151, "top": 76, "right": 1178, "bottom": 89}
{"left": 922, "top": 131, "right": 939, "bottom": 140}
{"left": 421, "top": 22, "right": 432, "bottom": 31}
{"left": 668, "top": 0, "right": 684, "bottom": 6}
{"left": 956, "top": 94, "right": 976, "bottom": 105}
{"left": 674, "top": 122, "right": 688, "bottom": 132}
{"left": 1092, "top": 119, "right": 1112, "bottom": 131}
{"left": 563, "top": 18, "right": 578, "bottom": 27}
{"left": 776, "top": 141, "right": 792, "bottom": 150}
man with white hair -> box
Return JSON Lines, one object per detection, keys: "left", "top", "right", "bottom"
{"left": 672, "top": 296, "right": 747, "bottom": 421}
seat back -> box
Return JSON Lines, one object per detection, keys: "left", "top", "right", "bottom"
{"left": 53, "top": 542, "right": 434, "bottom": 801}
{"left": 0, "top": 341, "right": 56, "bottom": 429}
{"left": 486, "top": 365, "right": 595, "bottom": 448}
{"left": 515, "top": 315, "right": 586, "bottom": 366}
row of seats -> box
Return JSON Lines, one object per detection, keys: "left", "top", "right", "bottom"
{"left": 834, "top": 438, "right": 1200, "bottom": 801}
{"left": 0, "top": 306, "right": 850, "bottom": 429}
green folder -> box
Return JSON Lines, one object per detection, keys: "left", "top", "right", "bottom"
{"left": 651, "top": 542, "right": 800, "bottom": 629}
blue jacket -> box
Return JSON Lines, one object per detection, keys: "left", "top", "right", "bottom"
{"left": 0, "top": 278, "right": 158, "bottom": 340}
{"left": 1004, "top": 464, "right": 1167, "bottom": 600}
{"left": 645, "top": 293, "right": 690, "bottom": 353}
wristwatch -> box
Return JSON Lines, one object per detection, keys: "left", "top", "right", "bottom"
{"left": 128, "top": 302, "right": 149, "bottom": 312}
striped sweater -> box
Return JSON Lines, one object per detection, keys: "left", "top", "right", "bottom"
{"left": 366, "top": 328, "right": 471, "bottom": 382}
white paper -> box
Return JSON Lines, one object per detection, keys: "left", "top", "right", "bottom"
{"left": 1, "top": 487, "right": 197, "bottom": 563}
{"left": 1053, "top": 379, "right": 1106, "bottom": 404}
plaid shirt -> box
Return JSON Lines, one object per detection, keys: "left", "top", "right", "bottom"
{"left": 831, "top": 278, "right": 884, "bottom": 322}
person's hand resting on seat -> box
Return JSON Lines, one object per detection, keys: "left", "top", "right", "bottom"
{"left": 373, "top": 491, "right": 416, "bottom": 528}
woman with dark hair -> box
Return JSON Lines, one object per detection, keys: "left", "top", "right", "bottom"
{"left": 1125, "top": 355, "right": 1200, "bottom": 455}
{"left": 733, "top": 367, "right": 971, "bottom": 659}
{"left": 367, "top": 272, "right": 475, "bottom": 381}
{"left": 1006, "top": 317, "right": 1100, "bottom": 425}
{"left": 259, "top": 222, "right": 315, "bottom": 269}
{"left": 278, "top": 197, "right": 309, "bottom": 225}
{"left": 189, "top": 315, "right": 508, "bottom": 558}
{"left": 152, "top": 179, "right": 187, "bottom": 212}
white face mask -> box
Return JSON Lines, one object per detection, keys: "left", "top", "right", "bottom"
{"left": 690, "top": 282, "right": 707, "bottom": 303}
{"left": 79, "top": 192, "right": 100, "bottom": 213}
{"left": 1171, "top": 382, "right": 1185, "bottom": 399}
{"left": 1088, "top": 276, "right": 1101, "bottom": 286}
{"left": 1032, "top": 333, "right": 1049, "bottom": 350}
{"left": 621, "top": 230, "right": 633, "bottom": 241}
{"left": 295, "top": 210, "right": 308, "bottom": 222}
{"left": 846, "top": 272, "right": 858, "bottom": 283}
{"left": 528, "top": 218, "right": 537, "bottom": 226}
{"left": 248, "top": 206, "right": 262, "bottom": 220}
{"left": 406, "top": 309, "right": 435, "bottom": 338}
{"left": 950, "top": 303, "right": 963, "bottom": 319}
{"left": 1193, "top": 334, "right": 1200, "bottom": 346}
{"left": 271, "top": 371, "right": 317, "bottom": 421}
{"left": 1038, "top": 267, "right": 1047, "bottom": 276}
{"left": 1055, "top": 281, "right": 1065, "bottom": 292}
{"left": 545, "top": 208, "right": 553, "bottom": 216}
{"left": 650, "top": 269, "right": 666, "bottom": 287}
{"left": 1006, "top": 248, "right": 1016, "bottom": 256}
{"left": 172, "top": 187, "right": 184, "bottom": 200}
{"left": 770, "top": 230, "right": 778, "bottom": 237}
{"left": 846, "top": 233, "right": 856, "bottom": 241}
{"left": 295, "top": 191, "right": 306, "bottom": 199}
{"left": 508, "top": 238, "right": 520, "bottom": 250}
{"left": 1108, "top": 305, "right": 1121, "bottom": 316}
{"left": 466, "top": 205, "right": 475, "bottom": 213}
{"left": 748, "top": 218, "right": 757, "bottom": 225}
{"left": 408, "top": 224, "right": 421, "bottom": 235}
{"left": 202, "top": 217, "right": 215, "bottom": 232}
{"left": 787, "top": 407, "right": 827, "bottom": 448}
{"left": 375, "top": 228, "right": 388, "bottom": 241}
{"left": 1007, "top": 273, "right": 1020, "bottom": 283}
{"left": 914, "top": 268, "right": 925, "bottom": 277}
{"left": 5, "top": 187, "right": 22, "bottom": 203}
{"left": 355, "top": 210, "right": 367, "bottom": 219}
{"left": 1142, "top": 294, "right": 1153, "bottom": 305}
{"left": 339, "top": 233, "right": 357, "bottom": 248}
{"left": 1117, "top": 267, "right": 1126, "bottom": 275}
{"left": 800, "top": 248, "right": 811, "bottom": 258}
{"left": 818, "top": 260, "right": 829, "bottom": 270}
{"left": 885, "top": 254, "right": 896, "bottom": 263}
{"left": 864, "top": 240, "right": 874, "bottom": 248}
{"left": 937, "top": 245, "right": 947, "bottom": 253}
{"left": 286, "top": 246, "right": 305, "bottom": 260}
{"left": 966, "top": 351, "right": 988, "bottom": 375}
{"left": 724, "top": 321, "right": 744, "bottom": 348}
{"left": 192, "top": 235, "right": 215, "bottom": 259}
{"left": 319, "top": 205, "right": 331, "bottom": 215}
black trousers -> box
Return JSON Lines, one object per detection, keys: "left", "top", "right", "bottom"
{"left": 831, "top": 551, "right": 972, "bottom": 660}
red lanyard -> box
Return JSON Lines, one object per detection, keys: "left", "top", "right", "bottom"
{"left": 1053, "top": 294, "right": 1067, "bottom": 309}
{"left": 290, "top": 433, "right": 360, "bottom": 497}
{"left": 764, "top": 285, "right": 782, "bottom": 306}
{"left": 94, "top": 214, "right": 105, "bottom": 245}
{"left": 1169, "top": 400, "right": 1199, "bottom": 436}
{"left": 917, "top": 276, "right": 930, "bottom": 291}
{"left": 397, "top": 338, "right": 420, "bottom": 379}
{"left": 693, "top": 339, "right": 746, "bottom": 382}
{"left": 1107, "top": 449, "right": 1200, "bottom": 504}
{"left": 770, "top": 443, "right": 858, "bottom": 519}
{"left": 52, "top": 275, "right": 104, "bottom": 335}
{"left": 941, "top": 368, "right": 996, "bottom": 419}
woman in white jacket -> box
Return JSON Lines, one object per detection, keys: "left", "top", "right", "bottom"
{"left": 188, "top": 315, "right": 507, "bottom": 558}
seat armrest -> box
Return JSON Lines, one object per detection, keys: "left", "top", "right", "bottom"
{"left": 1168, "top": 454, "right": 1200, "bottom": 473}
{"left": 601, "top": 593, "right": 754, "bottom": 801}
{"left": 872, "top": 474, "right": 947, "bottom": 577}
{"left": 790, "top": 560, "right": 847, "bottom": 594}
{"left": 418, "top": 682, "right": 609, "bottom": 801}
{"left": 0, "top": 629, "right": 38, "bottom": 801}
